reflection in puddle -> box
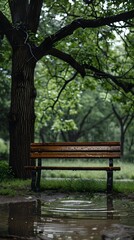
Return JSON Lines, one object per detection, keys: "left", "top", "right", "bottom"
{"left": 0, "top": 194, "right": 134, "bottom": 240}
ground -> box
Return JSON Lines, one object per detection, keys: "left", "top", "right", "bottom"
{"left": 0, "top": 191, "right": 77, "bottom": 204}
{"left": 0, "top": 190, "right": 134, "bottom": 204}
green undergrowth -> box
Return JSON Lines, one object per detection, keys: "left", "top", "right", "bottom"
{"left": 0, "top": 161, "right": 13, "bottom": 181}
{"left": 0, "top": 179, "right": 31, "bottom": 196}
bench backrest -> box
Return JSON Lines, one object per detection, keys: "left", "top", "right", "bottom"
{"left": 30, "top": 142, "right": 121, "bottom": 159}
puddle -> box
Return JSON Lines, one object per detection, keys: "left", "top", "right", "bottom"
{"left": 0, "top": 194, "right": 134, "bottom": 239}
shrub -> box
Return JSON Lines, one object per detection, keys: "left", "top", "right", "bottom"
{"left": 0, "top": 138, "right": 9, "bottom": 160}
{"left": 0, "top": 161, "right": 13, "bottom": 181}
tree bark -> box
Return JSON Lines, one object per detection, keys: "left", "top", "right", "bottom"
{"left": 9, "top": 46, "right": 36, "bottom": 178}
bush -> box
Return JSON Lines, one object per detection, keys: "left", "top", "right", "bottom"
{"left": 0, "top": 138, "right": 9, "bottom": 160}
{"left": 0, "top": 161, "right": 13, "bottom": 181}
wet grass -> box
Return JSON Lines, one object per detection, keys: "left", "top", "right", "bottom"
{"left": 114, "top": 181, "right": 134, "bottom": 194}
{"left": 0, "top": 179, "right": 31, "bottom": 196}
{"left": 0, "top": 178, "right": 134, "bottom": 196}
{"left": 40, "top": 178, "right": 134, "bottom": 194}
{"left": 41, "top": 178, "right": 106, "bottom": 193}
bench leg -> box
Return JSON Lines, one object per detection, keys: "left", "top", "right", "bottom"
{"left": 107, "top": 157, "right": 113, "bottom": 193}
{"left": 35, "top": 158, "right": 42, "bottom": 192}
{"left": 107, "top": 170, "right": 113, "bottom": 193}
{"left": 31, "top": 170, "right": 36, "bottom": 191}
{"left": 107, "top": 194, "right": 113, "bottom": 219}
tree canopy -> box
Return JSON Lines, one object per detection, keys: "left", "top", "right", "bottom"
{"left": 1, "top": 1, "right": 134, "bottom": 93}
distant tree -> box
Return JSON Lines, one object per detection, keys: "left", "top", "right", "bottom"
{"left": 112, "top": 103, "right": 134, "bottom": 156}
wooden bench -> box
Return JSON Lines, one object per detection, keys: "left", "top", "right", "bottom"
{"left": 25, "top": 142, "right": 121, "bottom": 193}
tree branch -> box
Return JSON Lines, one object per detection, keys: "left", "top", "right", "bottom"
{"left": 8, "top": 0, "right": 28, "bottom": 24}
{"left": 0, "top": 11, "right": 14, "bottom": 46}
{"left": 112, "top": 104, "right": 122, "bottom": 123}
{"left": 123, "top": 105, "right": 134, "bottom": 134}
{"left": 78, "top": 102, "right": 97, "bottom": 136}
{"left": 36, "top": 9, "right": 134, "bottom": 59}
{"left": 78, "top": 112, "right": 113, "bottom": 139}
{"left": 52, "top": 72, "right": 78, "bottom": 109}
{"left": 48, "top": 48, "right": 85, "bottom": 77}
{"left": 84, "top": 64, "right": 134, "bottom": 94}
{"left": 8, "top": 0, "right": 43, "bottom": 32}
{"left": 89, "top": 112, "right": 113, "bottom": 131}
{"left": 27, "top": 0, "right": 43, "bottom": 33}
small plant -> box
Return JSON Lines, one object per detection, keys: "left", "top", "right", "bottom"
{"left": 0, "top": 161, "right": 13, "bottom": 181}
{"left": 0, "top": 188, "right": 16, "bottom": 196}
{"left": 0, "top": 179, "right": 31, "bottom": 196}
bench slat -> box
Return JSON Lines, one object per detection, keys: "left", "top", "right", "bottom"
{"left": 31, "top": 152, "right": 121, "bottom": 158}
{"left": 31, "top": 142, "right": 120, "bottom": 147}
{"left": 31, "top": 145, "right": 120, "bottom": 152}
{"left": 25, "top": 166, "right": 121, "bottom": 171}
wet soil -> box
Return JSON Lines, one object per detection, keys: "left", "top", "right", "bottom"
{"left": 0, "top": 191, "right": 72, "bottom": 204}
{"left": 0, "top": 190, "right": 134, "bottom": 204}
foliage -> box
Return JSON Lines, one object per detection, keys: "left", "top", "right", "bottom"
{"left": 0, "top": 138, "right": 7, "bottom": 154}
{"left": 0, "top": 161, "right": 13, "bottom": 181}
{"left": 0, "top": 138, "right": 9, "bottom": 160}
{"left": 0, "top": 39, "right": 11, "bottom": 142}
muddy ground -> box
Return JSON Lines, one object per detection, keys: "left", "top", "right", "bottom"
{"left": 0, "top": 191, "right": 71, "bottom": 204}
{"left": 0, "top": 190, "right": 134, "bottom": 204}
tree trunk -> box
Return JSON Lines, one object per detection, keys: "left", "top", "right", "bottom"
{"left": 9, "top": 47, "right": 36, "bottom": 178}
{"left": 120, "top": 123, "right": 125, "bottom": 156}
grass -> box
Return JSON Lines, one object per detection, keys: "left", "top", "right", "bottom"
{"left": 40, "top": 178, "right": 134, "bottom": 194}
{"left": 0, "top": 179, "right": 31, "bottom": 196}
{"left": 41, "top": 178, "right": 106, "bottom": 192}
{"left": 0, "top": 160, "right": 134, "bottom": 196}
{"left": 114, "top": 181, "right": 134, "bottom": 194}
{"left": 0, "top": 177, "right": 134, "bottom": 196}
